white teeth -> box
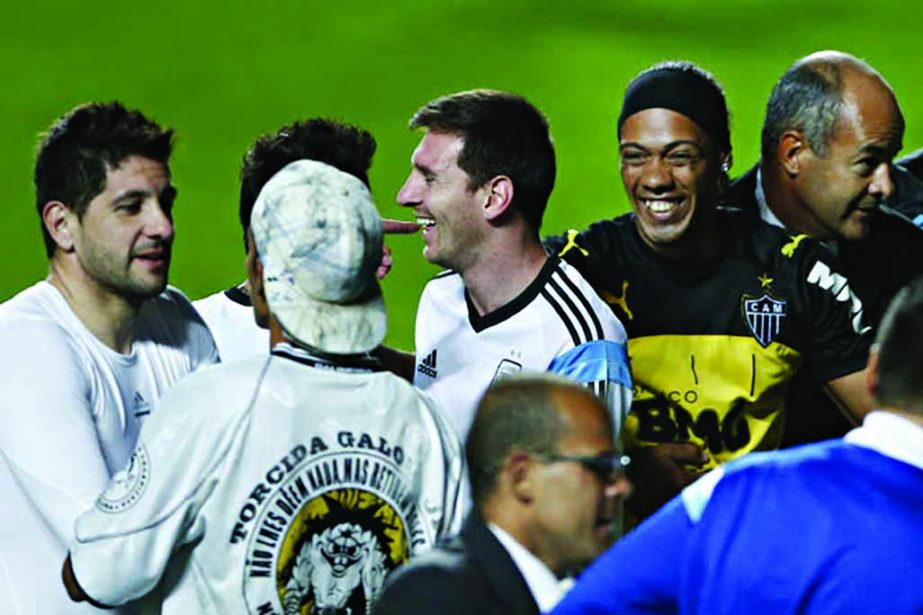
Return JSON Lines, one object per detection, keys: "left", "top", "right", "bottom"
{"left": 644, "top": 199, "right": 676, "bottom": 214}
{"left": 416, "top": 216, "right": 436, "bottom": 227}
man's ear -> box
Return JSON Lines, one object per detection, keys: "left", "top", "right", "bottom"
{"left": 778, "top": 131, "right": 808, "bottom": 177}
{"left": 245, "top": 231, "right": 265, "bottom": 300}
{"left": 42, "top": 201, "right": 76, "bottom": 252}
{"left": 866, "top": 346, "right": 880, "bottom": 401}
{"left": 483, "top": 176, "right": 514, "bottom": 222}
{"left": 505, "top": 450, "right": 536, "bottom": 504}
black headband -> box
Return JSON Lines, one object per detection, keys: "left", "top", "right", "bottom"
{"left": 617, "top": 66, "right": 731, "bottom": 152}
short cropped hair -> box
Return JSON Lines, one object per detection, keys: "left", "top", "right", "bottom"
{"left": 466, "top": 375, "right": 586, "bottom": 508}
{"left": 34, "top": 102, "right": 174, "bottom": 257}
{"left": 409, "top": 90, "right": 555, "bottom": 233}
{"left": 619, "top": 60, "right": 731, "bottom": 155}
{"left": 238, "top": 119, "right": 376, "bottom": 251}
{"left": 761, "top": 61, "right": 846, "bottom": 160}
{"left": 875, "top": 277, "right": 923, "bottom": 413}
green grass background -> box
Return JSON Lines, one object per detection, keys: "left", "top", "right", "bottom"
{"left": 2, "top": 0, "right": 921, "bottom": 350}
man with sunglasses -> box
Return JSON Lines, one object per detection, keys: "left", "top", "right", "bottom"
{"left": 375, "top": 375, "right": 632, "bottom": 615}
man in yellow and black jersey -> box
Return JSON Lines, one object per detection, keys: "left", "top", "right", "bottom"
{"left": 546, "top": 61, "right": 874, "bottom": 521}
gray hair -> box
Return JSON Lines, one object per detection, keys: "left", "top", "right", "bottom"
{"left": 760, "top": 59, "right": 845, "bottom": 160}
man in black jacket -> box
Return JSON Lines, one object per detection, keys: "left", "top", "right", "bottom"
{"left": 374, "top": 376, "right": 632, "bottom": 615}
{"left": 726, "top": 50, "right": 923, "bottom": 444}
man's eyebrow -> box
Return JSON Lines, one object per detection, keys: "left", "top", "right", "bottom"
{"left": 111, "top": 189, "right": 151, "bottom": 203}
{"left": 858, "top": 143, "right": 901, "bottom": 158}
{"left": 414, "top": 162, "right": 436, "bottom": 176}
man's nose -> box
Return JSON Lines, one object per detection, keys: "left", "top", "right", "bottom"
{"left": 397, "top": 174, "right": 420, "bottom": 207}
{"left": 869, "top": 163, "right": 895, "bottom": 200}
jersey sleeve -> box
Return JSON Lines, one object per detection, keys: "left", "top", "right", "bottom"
{"left": 548, "top": 340, "right": 632, "bottom": 437}
{"left": 544, "top": 223, "right": 620, "bottom": 292}
{"left": 791, "top": 241, "right": 873, "bottom": 382}
{"left": 0, "top": 319, "right": 110, "bottom": 548}
{"left": 68, "top": 369, "right": 234, "bottom": 606}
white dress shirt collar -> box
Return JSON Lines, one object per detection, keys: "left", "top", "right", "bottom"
{"left": 845, "top": 410, "right": 923, "bottom": 471}
{"left": 487, "top": 523, "right": 572, "bottom": 612}
{"left": 754, "top": 167, "right": 785, "bottom": 229}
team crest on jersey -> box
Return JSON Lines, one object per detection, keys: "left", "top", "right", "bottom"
{"left": 234, "top": 435, "right": 425, "bottom": 614}
{"left": 96, "top": 445, "right": 150, "bottom": 513}
{"left": 741, "top": 293, "right": 787, "bottom": 347}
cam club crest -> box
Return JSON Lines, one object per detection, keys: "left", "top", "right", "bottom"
{"left": 741, "top": 293, "right": 787, "bottom": 347}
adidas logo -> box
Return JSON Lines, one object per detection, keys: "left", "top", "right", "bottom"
{"left": 417, "top": 349, "right": 438, "bottom": 378}
{"left": 133, "top": 392, "right": 151, "bottom": 418}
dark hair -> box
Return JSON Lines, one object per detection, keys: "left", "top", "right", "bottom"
{"left": 761, "top": 61, "right": 845, "bottom": 160}
{"left": 34, "top": 102, "right": 174, "bottom": 257}
{"left": 619, "top": 60, "right": 731, "bottom": 154}
{"left": 466, "top": 375, "right": 605, "bottom": 508}
{"left": 410, "top": 89, "right": 555, "bottom": 233}
{"left": 239, "top": 119, "right": 376, "bottom": 251}
{"left": 875, "top": 277, "right": 923, "bottom": 413}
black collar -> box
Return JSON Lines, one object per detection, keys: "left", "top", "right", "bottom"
{"left": 465, "top": 256, "right": 559, "bottom": 333}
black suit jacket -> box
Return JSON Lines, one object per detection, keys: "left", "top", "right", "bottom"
{"left": 373, "top": 515, "right": 540, "bottom": 615}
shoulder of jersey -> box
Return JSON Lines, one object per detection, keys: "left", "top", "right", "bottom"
{"left": 143, "top": 285, "right": 211, "bottom": 329}
{"left": 155, "top": 356, "right": 268, "bottom": 422}
{"left": 0, "top": 284, "right": 87, "bottom": 352}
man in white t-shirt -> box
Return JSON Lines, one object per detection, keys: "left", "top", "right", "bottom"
{"left": 381, "top": 90, "right": 632, "bottom": 441}
{"left": 194, "top": 119, "right": 389, "bottom": 363}
{"left": 63, "top": 157, "right": 465, "bottom": 614}
{"left": 0, "top": 102, "right": 218, "bottom": 614}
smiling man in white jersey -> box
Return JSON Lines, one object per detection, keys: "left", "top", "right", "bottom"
{"left": 380, "top": 90, "right": 632, "bottom": 445}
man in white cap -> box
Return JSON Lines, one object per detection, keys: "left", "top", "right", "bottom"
{"left": 61, "top": 158, "right": 465, "bottom": 614}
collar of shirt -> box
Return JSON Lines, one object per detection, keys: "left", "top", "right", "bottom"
{"left": 487, "top": 523, "right": 571, "bottom": 612}
{"left": 270, "top": 342, "right": 381, "bottom": 373}
{"left": 755, "top": 167, "right": 785, "bottom": 229}
{"left": 845, "top": 410, "right": 923, "bottom": 471}
{"left": 755, "top": 167, "right": 839, "bottom": 256}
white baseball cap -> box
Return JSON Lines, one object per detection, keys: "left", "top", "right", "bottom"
{"left": 250, "top": 159, "right": 386, "bottom": 354}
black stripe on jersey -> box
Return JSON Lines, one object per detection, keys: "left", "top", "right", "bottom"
{"left": 547, "top": 275, "right": 593, "bottom": 344}
{"left": 554, "top": 264, "right": 605, "bottom": 339}
{"left": 541, "top": 287, "right": 581, "bottom": 345}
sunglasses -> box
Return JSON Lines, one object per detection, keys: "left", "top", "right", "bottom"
{"left": 537, "top": 452, "right": 631, "bottom": 482}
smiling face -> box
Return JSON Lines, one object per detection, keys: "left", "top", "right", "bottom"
{"left": 619, "top": 108, "right": 726, "bottom": 256}
{"left": 530, "top": 390, "right": 632, "bottom": 573}
{"left": 793, "top": 73, "right": 904, "bottom": 241}
{"left": 396, "top": 131, "right": 488, "bottom": 271}
{"left": 70, "top": 155, "right": 175, "bottom": 303}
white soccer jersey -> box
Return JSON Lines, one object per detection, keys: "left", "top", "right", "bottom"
{"left": 69, "top": 344, "right": 466, "bottom": 614}
{"left": 194, "top": 285, "right": 268, "bottom": 362}
{"left": 413, "top": 256, "right": 632, "bottom": 441}
{"left": 0, "top": 281, "right": 218, "bottom": 615}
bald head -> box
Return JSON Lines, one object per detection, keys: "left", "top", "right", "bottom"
{"left": 760, "top": 51, "right": 904, "bottom": 240}
{"left": 762, "top": 51, "right": 903, "bottom": 160}
{"left": 465, "top": 375, "right": 613, "bottom": 508}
